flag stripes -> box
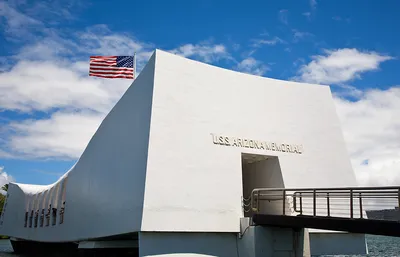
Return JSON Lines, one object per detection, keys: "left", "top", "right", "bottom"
{"left": 89, "top": 56, "right": 135, "bottom": 79}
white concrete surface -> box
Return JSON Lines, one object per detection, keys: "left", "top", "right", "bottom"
{"left": 142, "top": 49, "right": 358, "bottom": 232}
{"left": 309, "top": 232, "right": 367, "bottom": 255}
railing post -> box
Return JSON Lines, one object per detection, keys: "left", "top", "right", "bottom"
{"left": 313, "top": 189, "right": 316, "bottom": 217}
{"left": 327, "top": 192, "right": 330, "bottom": 217}
{"left": 300, "top": 193, "right": 303, "bottom": 215}
{"left": 257, "top": 191, "right": 260, "bottom": 213}
{"left": 359, "top": 192, "right": 363, "bottom": 219}
{"left": 282, "top": 190, "right": 286, "bottom": 215}
{"left": 398, "top": 188, "right": 400, "bottom": 209}
{"left": 293, "top": 193, "right": 297, "bottom": 212}
{"left": 350, "top": 189, "right": 354, "bottom": 219}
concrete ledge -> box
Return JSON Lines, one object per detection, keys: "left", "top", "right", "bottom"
{"left": 253, "top": 214, "right": 400, "bottom": 237}
{"left": 78, "top": 240, "right": 138, "bottom": 249}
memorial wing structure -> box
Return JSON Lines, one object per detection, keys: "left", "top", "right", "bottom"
{"left": 0, "top": 50, "right": 366, "bottom": 256}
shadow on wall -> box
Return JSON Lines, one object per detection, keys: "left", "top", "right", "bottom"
{"left": 0, "top": 184, "right": 8, "bottom": 239}
{"left": 241, "top": 154, "right": 286, "bottom": 216}
{"left": 23, "top": 178, "right": 68, "bottom": 229}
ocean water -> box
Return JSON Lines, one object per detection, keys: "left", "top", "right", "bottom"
{"left": 0, "top": 235, "right": 398, "bottom": 256}
{"left": 329, "top": 235, "right": 400, "bottom": 257}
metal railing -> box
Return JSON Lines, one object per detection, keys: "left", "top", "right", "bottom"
{"left": 243, "top": 186, "right": 400, "bottom": 221}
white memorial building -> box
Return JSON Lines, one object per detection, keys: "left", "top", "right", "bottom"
{"left": 0, "top": 49, "right": 367, "bottom": 256}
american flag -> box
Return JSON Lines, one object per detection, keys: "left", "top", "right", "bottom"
{"left": 89, "top": 55, "right": 135, "bottom": 79}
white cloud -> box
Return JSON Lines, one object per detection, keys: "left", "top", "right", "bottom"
{"left": 279, "top": 9, "right": 289, "bottom": 25}
{"left": 77, "top": 25, "right": 154, "bottom": 61}
{"left": 332, "top": 84, "right": 363, "bottom": 99}
{"left": 170, "top": 41, "right": 230, "bottom": 63}
{"left": 0, "top": 6, "right": 154, "bottom": 159}
{"left": 0, "top": 27, "right": 141, "bottom": 158}
{"left": 0, "top": 19, "right": 156, "bottom": 114}
{"left": 0, "top": 0, "right": 82, "bottom": 41}
{"left": 0, "top": 167, "right": 15, "bottom": 193}
{"left": 236, "top": 57, "right": 269, "bottom": 76}
{"left": 303, "top": 0, "right": 316, "bottom": 20}
{"left": 292, "top": 29, "right": 314, "bottom": 42}
{"left": 0, "top": 149, "right": 13, "bottom": 159}
{"left": 12, "top": 24, "right": 155, "bottom": 66}
{"left": 22, "top": 0, "right": 80, "bottom": 22}
{"left": 302, "top": 12, "right": 311, "bottom": 18}
{"left": 16, "top": 39, "right": 72, "bottom": 60}
{"left": 294, "top": 48, "right": 400, "bottom": 187}
{"left": 7, "top": 111, "right": 105, "bottom": 159}
{"left": 334, "top": 87, "right": 400, "bottom": 187}
{"left": 0, "top": 1, "right": 42, "bottom": 39}
{"left": 251, "top": 37, "right": 286, "bottom": 47}
{"left": 333, "top": 16, "right": 351, "bottom": 23}
{"left": 310, "top": 0, "right": 317, "bottom": 9}
{"left": 294, "top": 48, "right": 393, "bottom": 84}
{"left": 0, "top": 60, "right": 130, "bottom": 113}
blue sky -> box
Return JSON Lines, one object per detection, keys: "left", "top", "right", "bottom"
{"left": 0, "top": 0, "right": 400, "bottom": 187}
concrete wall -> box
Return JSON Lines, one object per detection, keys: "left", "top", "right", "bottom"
{"left": 139, "top": 232, "right": 238, "bottom": 257}
{"left": 0, "top": 53, "right": 156, "bottom": 242}
{"left": 139, "top": 227, "right": 304, "bottom": 257}
{"left": 142, "top": 50, "right": 358, "bottom": 232}
{"left": 309, "top": 232, "right": 367, "bottom": 255}
{"left": 254, "top": 226, "right": 304, "bottom": 257}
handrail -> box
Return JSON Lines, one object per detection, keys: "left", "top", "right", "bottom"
{"left": 251, "top": 186, "right": 400, "bottom": 191}
{"left": 243, "top": 186, "right": 400, "bottom": 221}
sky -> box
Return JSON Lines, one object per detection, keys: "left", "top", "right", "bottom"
{"left": 0, "top": 0, "right": 400, "bottom": 188}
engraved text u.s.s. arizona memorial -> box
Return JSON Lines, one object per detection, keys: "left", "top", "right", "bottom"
{"left": 211, "top": 133, "right": 303, "bottom": 154}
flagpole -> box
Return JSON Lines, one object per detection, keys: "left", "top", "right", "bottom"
{"left": 133, "top": 52, "right": 136, "bottom": 79}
